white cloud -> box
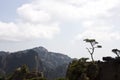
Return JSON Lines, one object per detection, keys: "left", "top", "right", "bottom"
{"left": 0, "top": 0, "right": 62, "bottom": 41}
{"left": 75, "top": 18, "right": 120, "bottom": 41}
{"left": 75, "top": 30, "right": 120, "bottom": 41}
{"left": 72, "top": 0, "right": 120, "bottom": 42}
{"left": 0, "top": 0, "right": 120, "bottom": 42}
{"left": 17, "top": 3, "right": 51, "bottom": 23}
{"left": 0, "top": 21, "right": 60, "bottom": 41}
{"left": 32, "top": 0, "right": 119, "bottom": 20}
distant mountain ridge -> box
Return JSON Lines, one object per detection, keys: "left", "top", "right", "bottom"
{"left": 0, "top": 46, "right": 72, "bottom": 80}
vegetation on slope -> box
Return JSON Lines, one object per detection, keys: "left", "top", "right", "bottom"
{"left": 66, "top": 58, "right": 99, "bottom": 80}
{"left": 0, "top": 64, "right": 46, "bottom": 80}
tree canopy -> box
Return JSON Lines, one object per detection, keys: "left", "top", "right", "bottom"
{"left": 112, "top": 49, "right": 120, "bottom": 57}
{"left": 84, "top": 38, "right": 102, "bottom": 62}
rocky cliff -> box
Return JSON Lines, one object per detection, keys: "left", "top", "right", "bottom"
{"left": 0, "top": 47, "right": 72, "bottom": 80}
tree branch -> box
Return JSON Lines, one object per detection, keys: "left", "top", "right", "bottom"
{"left": 86, "top": 48, "right": 91, "bottom": 54}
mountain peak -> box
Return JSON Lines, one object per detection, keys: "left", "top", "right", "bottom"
{"left": 0, "top": 46, "right": 72, "bottom": 80}
{"left": 32, "top": 46, "right": 48, "bottom": 53}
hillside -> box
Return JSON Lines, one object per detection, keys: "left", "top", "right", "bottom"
{"left": 0, "top": 47, "right": 72, "bottom": 80}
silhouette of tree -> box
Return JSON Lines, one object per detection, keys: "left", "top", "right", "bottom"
{"left": 84, "top": 39, "right": 102, "bottom": 62}
{"left": 112, "top": 49, "right": 120, "bottom": 57}
{"left": 79, "top": 58, "right": 89, "bottom": 63}
{"left": 102, "top": 56, "right": 115, "bottom": 62}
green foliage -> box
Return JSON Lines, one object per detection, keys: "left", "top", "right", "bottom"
{"left": 6, "top": 64, "right": 46, "bottom": 80}
{"left": 21, "top": 64, "right": 30, "bottom": 74}
{"left": 66, "top": 58, "right": 89, "bottom": 80}
{"left": 55, "top": 78, "right": 67, "bottom": 80}
{"left": 80, "top": 73, "right": 90, "bottom": 80}
{"left": 7, "top": 64, "right": 29, "bottom": 80}
{"left": 24, "top": 77, "right": 46, "bottom": 80}
{"left": 79, "top": 58, "right": 89, "bottom": 63}
{"left": 0, "top": 75, "right": 5, "bottom": 80}
{"left": 86, "top": 63, "right": 99, "bottom": 80}
{"left": 66, "top": 58, "right": 99, "bottom": 80}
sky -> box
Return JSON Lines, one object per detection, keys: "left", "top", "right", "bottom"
{"left": 0, "top": 0, "right": 120, "bottom": 60}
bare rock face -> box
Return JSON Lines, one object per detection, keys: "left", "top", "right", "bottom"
{"left": 0, "top": 46, "right": 72, "bottom": 80}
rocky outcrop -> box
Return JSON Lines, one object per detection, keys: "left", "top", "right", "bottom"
{"left": 0, "top": 47, "right": 72, "bottom": 80}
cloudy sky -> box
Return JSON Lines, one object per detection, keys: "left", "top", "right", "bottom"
{"left": 0, "top": 0, "right": 120, "bottom": 60}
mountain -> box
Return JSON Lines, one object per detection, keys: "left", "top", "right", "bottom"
{"left": 0, "top": 47, "right": 72, "bottom": 80}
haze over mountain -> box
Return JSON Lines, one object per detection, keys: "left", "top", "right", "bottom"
{"left": 0, "top": 46, "right": 72, "bottom": 80}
